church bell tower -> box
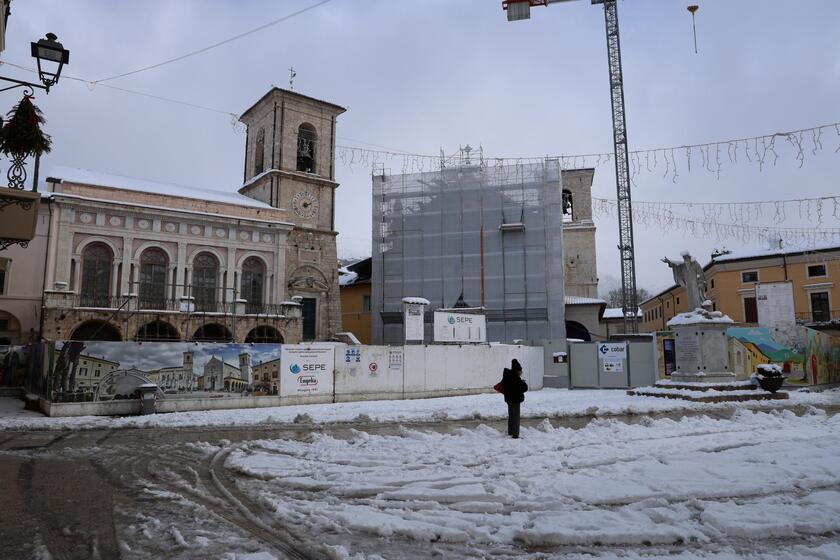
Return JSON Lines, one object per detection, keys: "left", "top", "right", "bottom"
{"left": 238, "top": 88, "right": 346, "bottom": 342}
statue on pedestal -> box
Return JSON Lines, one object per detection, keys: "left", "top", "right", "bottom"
{"left": 662, "top": 252, "right": 707, "bottom": 311}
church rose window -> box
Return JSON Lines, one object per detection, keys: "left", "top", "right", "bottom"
{"left": 81, "top": 243, "right": 113, "bottom": 307}
{"left": 297, "top": 123, "right": 317, "bottom": 173}
{"left": 193, "top": 252, "right": 219, "bottom": 312}
{"left": 241, "top": 257, "right": 264, "bottom": 313}
{"left": 139, "top": 248, "right": 168, "bottom": 310}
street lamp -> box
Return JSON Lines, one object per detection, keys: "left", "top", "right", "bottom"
{"left": 0, "top": 32, "right": 70, "bottom": 94}
{"left": 30, "top": 33, "right": 70, "bottom": 92}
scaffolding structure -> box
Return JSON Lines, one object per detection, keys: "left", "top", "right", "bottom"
{"left": 371, "top": 158, "right": 566, "bottom": 344}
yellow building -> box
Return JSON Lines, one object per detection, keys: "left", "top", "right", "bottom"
{"left": 641, "top": 243, "right": 840, "bottom": 332}
{"left": 339, "top": 258, "right": 372, "bottom": 344}
{"left": 252, "top": 357, "right": 281, "bottom": 395}
{"left": 75, "top": 354, "right": 120, "bottom": 392}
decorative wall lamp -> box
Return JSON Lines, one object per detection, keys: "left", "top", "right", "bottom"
{"left": 0, "top": 33, "right": 69, "bottom": 94}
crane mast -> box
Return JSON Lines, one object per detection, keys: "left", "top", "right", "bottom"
{"left": 597, "top": 0, "right": 638, "bottom": 333}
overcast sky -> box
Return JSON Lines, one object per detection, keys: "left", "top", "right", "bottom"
{"left": 5, "top": 0, "right": 839, "bottom": 294}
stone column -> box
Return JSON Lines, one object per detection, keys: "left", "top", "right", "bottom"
{"left": 121, "top": 236, "right": 134, "bottom": 295}
{"left": 225, "top": 248, "right": 236, "bottom": 301}
{"left": 169, "top": 264, "right": 178, "bottom": 302}
{"left": 275, "top": 234, "right": 286, "bottom": 303}
{"left": 175, "top": 242, "right": 187, "bottom": 299}
{"left": 111, "top": 261, "right": 120, "bottom": 300}
{"left": 54, "top": 210, "right": 75, "bottom": 286}
{"left": 44, "top": 203, "right": 61, "bottom": 289}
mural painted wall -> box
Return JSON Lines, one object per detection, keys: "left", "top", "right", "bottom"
{"left": 726, "top": 327, "right": 806, "bottom": 382}
{"left": 804, "top": 328, "right": 840, "bottom": 385}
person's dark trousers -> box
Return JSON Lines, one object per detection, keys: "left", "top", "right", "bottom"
{"left": 507, "top": 402, "right": 520, "bottom": 438}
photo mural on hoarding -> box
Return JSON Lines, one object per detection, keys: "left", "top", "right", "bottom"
{"left": 0, "top": 343, "right": 48, "bottom": 395}
{"left": 45, "top": 341, "right": 289, "bottom": 402}
{"left": 804, "top": 328, "right": 840, "bottom": 385}
{"left": 725, "top": 327, "right": 805, "bottom": 382}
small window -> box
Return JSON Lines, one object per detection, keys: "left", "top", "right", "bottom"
{"left": 807, "top": 264, "right": 827, "bottom": 278}
{"left": 742, "top": 271, "right": 758, "bottom": 283}
{"left": 362, "top": 294, "right": 371, "bottom": 312}
{"left": 676, "top": 297, "right": 680, "bottom": 305}
{"left": 562, "top": 189, "right": 573, "bottom": 223}
{"left": 79, "top": 367, "right": 88, "bottom": 376}
{"left": 710, "top": 278, "right": 715, "bottom": 289}
{"left": 297, "top": 123, "right": 317, "bottom": 173}
{"left": 666, "top": 301, "right": 670, "bottom": 309}
{"left": 254, "top": 128, "right": 266, "bottom": 175}
{"left": 0, "top": 257, "right": 9, "bottom": 295}
{"left": 95, "top": 371, "right": 101, "bottom": 377}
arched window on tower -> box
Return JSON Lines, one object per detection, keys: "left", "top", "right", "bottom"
{"left": 562, "top": 189, "right": 573, "bottom": 223}
{"left": 193, "top": 252, "right": 219, "bottom": 312}
{"left": 254, "top": 127, "right": 265, "bottom": 175}
{"left": 241, "top": 257, "right": 265, "bottom": 314}
{"left": 139, "top": 248, "right": 168, "bottom": 310}
{"left": 297, "top": 123, "right": 317, "bottom": 173}
{"left": 80, "top": 243, "right": 113, "bottom": 307}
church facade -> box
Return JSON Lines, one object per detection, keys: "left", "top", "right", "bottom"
{"left": 33, "top": 88, "right": 345, "bottom": 343}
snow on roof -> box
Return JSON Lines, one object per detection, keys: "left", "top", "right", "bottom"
{"left": 402, "top": 297, "right": 430, "bottom": 305}
{"left": 710, "top": 241, "right": 840, "bottom": 264}
{"left": 603, "top": 307, "right": 642, "bottom": 319}
{"left": 50, "top": 166, "right": 276, "bottom": 210}
{"left": 338, "top": 268, "right": 359, "bottom": 286}
{"left": 564, "top": 296, "right": 606, "bottom": 306}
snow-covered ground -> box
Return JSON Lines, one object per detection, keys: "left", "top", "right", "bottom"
{"left": 221, "top": 408, "right": 840, "bottom": 558}
{"left": 1, "top": 387, "right": 838, "bottom": 431}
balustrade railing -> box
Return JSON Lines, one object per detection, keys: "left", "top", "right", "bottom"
{"left": 63, "top": 290, "right": 290, "bottom": 317}
{"left": 795, "top": 310, "right": 840, "bottom": 324}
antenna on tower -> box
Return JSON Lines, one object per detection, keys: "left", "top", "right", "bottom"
{"left": 289, "top": 67, "right": 297, "bottom": 89}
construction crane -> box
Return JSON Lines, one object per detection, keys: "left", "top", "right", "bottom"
{"left": 503, "top": 0, "right": 639, "bottom": 333}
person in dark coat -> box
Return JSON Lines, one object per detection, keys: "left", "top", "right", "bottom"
{"left": 501, "top": 358, "right": 528, "bottom": 438}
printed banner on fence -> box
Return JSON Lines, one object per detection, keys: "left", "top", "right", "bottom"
{"left": 433, "top": 311, "right": 487, "bottom": 343}
{"left": 280, "top": 345, "right": 334, "bottom": 396}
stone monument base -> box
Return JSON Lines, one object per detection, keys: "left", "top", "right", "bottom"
{"left": 628, "top": 384, "right": 789, "bottom": 403}
{"left": 669, "top": 371, "right": 736, "bottom": 384}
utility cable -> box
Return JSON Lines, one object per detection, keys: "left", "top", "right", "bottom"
{"left": 93, "top": 0, "right": 334, "bottom": 83}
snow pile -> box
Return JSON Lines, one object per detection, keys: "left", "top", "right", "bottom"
{"left": 667, "top": 308, "right": 734, "bottom": 327}
{"left": 1, "top": 388, "right": 838, "bottom": 431}
{"left": 226, "top": 409, "right": 840, "bottom": 556}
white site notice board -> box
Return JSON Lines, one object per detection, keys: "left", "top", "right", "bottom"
{"left": 597, "top": 341, "right": 626, "bottom": 373}
{"left": 756, "top": 281, "right": 795, "bottom": 328}
{"left": 280, "top": 345, "right": 335, "bottom": 397}
{"left": 433, "top": 311, "right": 487, "bottom": 343}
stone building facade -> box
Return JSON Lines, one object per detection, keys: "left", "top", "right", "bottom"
{"left": 148, "top": 351, "right": 195, "bottom": 392}
{"left": 39, "top": 168, "right": 302, "bottom": 343}
{"left": 31, "top": 88, "right": 346, "bottom": 344}
{"left": 238, "top": 88, "right": 346, "bottom": 341}
{"left": 561, "top": 168, "right": 598, "bottom": 299}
